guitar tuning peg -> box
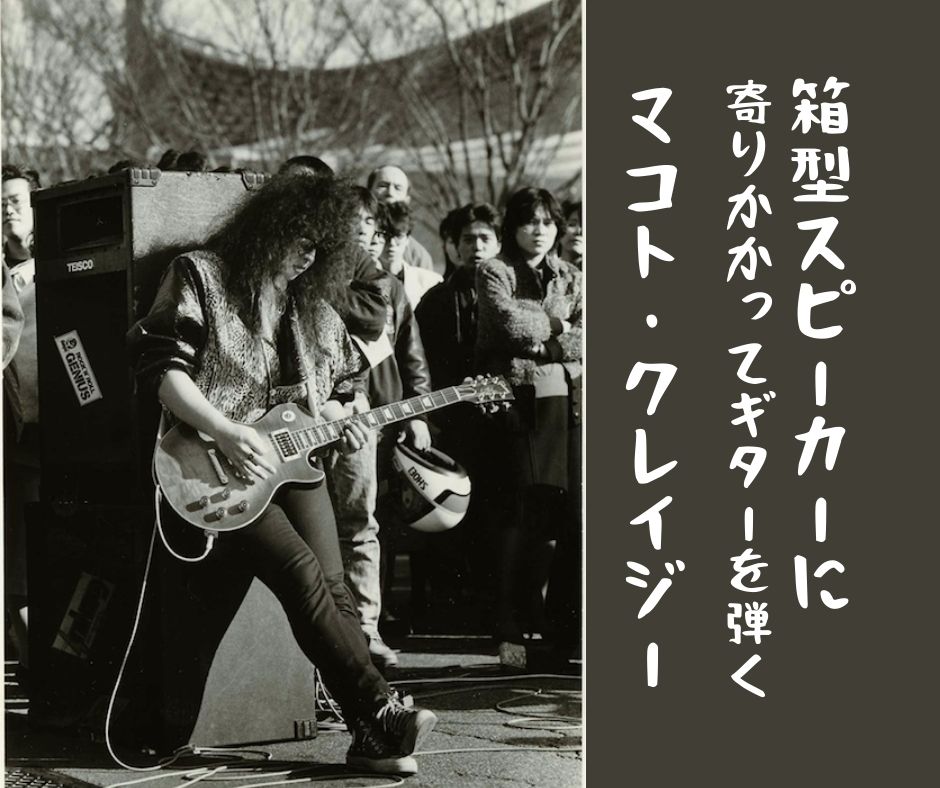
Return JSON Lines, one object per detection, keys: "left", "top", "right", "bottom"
{"left": 476, "top": 374, "right": 484, "bottom": 381}
{"left": 501, "top": 402, "right": 511, "bottom": 411}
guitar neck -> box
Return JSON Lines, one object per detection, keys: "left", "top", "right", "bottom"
{"left": 290, "top": 386, "right": 466, "bottom": 450}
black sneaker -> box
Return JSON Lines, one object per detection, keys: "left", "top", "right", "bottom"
{"left": 346, "top": 717, "right": 418, "bottom": 775}
{"left": 375, "top": 690, "right": 438, "bottom": 756}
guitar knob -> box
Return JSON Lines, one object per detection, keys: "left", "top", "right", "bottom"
{"left": 236, "top": 500, "right": 249, "bottom": 513}
{"left": 220, "top": 489, "right": 231, "bottom": 500}
{"left": 198, "top": 496, "right": 209, "bottom": 508}
{"left": 214, "top": 508, "right": 226, "bottom": 520}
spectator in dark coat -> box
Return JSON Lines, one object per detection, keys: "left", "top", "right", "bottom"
{"left": 416, "top": 202, "right": 501, "bottom": 393}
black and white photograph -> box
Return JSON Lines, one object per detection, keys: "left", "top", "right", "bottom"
{"left": 2, "top": 1, "right": 584, "bottom": 786}
{"left": 11, "top": 2, "right": 938, "bottom": 786}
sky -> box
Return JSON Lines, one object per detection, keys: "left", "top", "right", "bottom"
{"left": 161, "top": 0, "right": 550, "bottom": 67}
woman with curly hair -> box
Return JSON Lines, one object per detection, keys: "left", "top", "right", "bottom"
{"left": 128, "top": 174, "right": 436, "bottom": 775}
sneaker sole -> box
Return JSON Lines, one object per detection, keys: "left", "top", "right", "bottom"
{"left": 401, "top": 709, "right": 438, "bottom": 755}
{"left": 347, "top": 753, "right": 418, "bottom": 775}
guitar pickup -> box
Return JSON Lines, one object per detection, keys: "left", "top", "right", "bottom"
{"left": 271, "top": 429, "right": 299, "bottom": 460}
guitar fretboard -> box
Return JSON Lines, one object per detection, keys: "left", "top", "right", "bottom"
{"left": 286, "top": 386, "right": 467, "bottom": 452}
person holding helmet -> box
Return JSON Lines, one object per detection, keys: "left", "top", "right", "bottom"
{"left": 416, "top": 202, "right": 503, "bottom": 629}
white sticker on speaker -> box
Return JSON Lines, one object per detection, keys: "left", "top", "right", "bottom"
{"left": 54, "top": 330, "right": 103, "bottom": 405}
{"left": 53, "top": 572, "right": 115, "bottom": 659}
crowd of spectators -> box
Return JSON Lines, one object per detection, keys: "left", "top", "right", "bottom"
{"left": 2, "top": 151, "right": 584, "bottom": 674}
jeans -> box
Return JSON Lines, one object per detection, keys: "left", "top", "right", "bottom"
{"left": 225, "top": 481, "right": 389, "bottom": 720}
{"left": 326, "top": 430, "right": 383, "bottom": 638}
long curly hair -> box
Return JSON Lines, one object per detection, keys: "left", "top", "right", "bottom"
{"left": 206, "top": 174, "right": 359, "bottom": 332}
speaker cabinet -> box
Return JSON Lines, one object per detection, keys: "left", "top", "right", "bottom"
{"left": 152, "top": 517, "right": 320, "bottom": 749}
{"left": 33, "top": 169, "right": 265, "bottom": 504}
{"left": 27, "top": 503, "right": 156, "bottom": 738}
{"left": 27, "top": 503, "right": 319, "bottom": 751}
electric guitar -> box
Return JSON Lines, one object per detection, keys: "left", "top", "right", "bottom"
{"left": 154, "top": 375, "right": 513, "bottom": 531}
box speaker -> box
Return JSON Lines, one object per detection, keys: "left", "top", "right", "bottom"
{"left": 33, "top": 169, "right": 265, "bottom": 504}
{"left": 27, "top": 502, "right": 318, "bottom": 752}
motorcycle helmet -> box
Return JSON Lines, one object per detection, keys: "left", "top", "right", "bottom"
{"left": 390, "top": 444, "right": 471, "bottom": 533}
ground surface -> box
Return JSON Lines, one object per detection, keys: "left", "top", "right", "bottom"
{"left": 4, "top": 638, "right": 582, "bottom": 788}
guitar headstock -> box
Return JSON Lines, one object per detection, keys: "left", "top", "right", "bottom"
{"left": 457, "top": 374, "right": 515, "bottom": 408}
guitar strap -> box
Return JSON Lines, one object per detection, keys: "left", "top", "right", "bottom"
{"left": 151, "top": 410, "right": 169, "bottom": 483}
{"left": 284, "top": 304, "right": 315, "bottom": 417}
{"left": 156, "top": 410, "right": 169, "bottom": 440}
{"left": 305, "top": 380, "right": 318, "bottom": 419}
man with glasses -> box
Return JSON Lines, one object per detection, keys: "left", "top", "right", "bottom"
{"left": 367, "top": 165, "right": 438, "bottom": 274}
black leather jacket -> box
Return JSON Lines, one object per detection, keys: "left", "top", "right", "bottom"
{"left": 414, "top": 265, "right": 477, "bottom": 390}
{"left": 362, "top": 269, "right": 431, "bottom": 411}
{"left": 333, "top": 246, "right": 388, "bottom": 342}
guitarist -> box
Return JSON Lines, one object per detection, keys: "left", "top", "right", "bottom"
{"left": 127, "top": 173, "right": 436, "bottom": 776}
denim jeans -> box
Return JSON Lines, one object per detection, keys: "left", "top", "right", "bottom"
{"left": 326, "top": 430, "right": 383, "bottom": 638}
{"left": 226, "top": 481, "right": 389, "bottom": 720}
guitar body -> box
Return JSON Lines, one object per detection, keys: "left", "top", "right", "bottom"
{"left": 154, "top": 376, "right": 513, "bottom": 534}
{"left": 154, "top": 403, "right": 325, "bottom": 532}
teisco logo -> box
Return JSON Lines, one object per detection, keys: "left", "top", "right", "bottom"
{"left": 66, "top": 258, "right": 95, "bottom": 273}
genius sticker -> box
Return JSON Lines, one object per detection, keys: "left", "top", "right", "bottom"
{"left": 54, "top": 330, "right": 104, "bottom": 406}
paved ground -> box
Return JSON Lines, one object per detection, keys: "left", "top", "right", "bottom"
{"left": 4, "top": 638, "right": 583, "bottom": 788}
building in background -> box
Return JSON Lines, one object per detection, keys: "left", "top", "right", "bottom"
{"left": 3, "top": 0, "right": 580, "bottom": 243}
